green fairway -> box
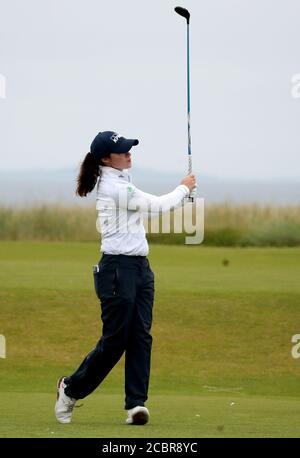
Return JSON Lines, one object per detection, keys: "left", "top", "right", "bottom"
{"left": 2, "top": 393, "right": 300, "bottom": 438}
{"left": 0, "top": 241, "right": 300, "bottom": 437}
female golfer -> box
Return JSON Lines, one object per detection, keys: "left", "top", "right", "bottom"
{"left": 55, "top": 131, "right": 196, "bottom": 425}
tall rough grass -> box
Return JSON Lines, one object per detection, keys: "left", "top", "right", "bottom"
{"left": 204, "top": 203, "right": 300, "bottom": 246}
{"left": 0, "top": 203, "right": 299, "bottom": 246}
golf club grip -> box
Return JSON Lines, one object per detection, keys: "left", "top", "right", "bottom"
{"left": 187, "top": 154, "right": 196, "bottom": 202}
{"left": 188, "top": 154, "right": 192, "bottom": 175}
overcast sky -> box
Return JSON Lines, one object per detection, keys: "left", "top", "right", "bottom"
{"left": 0, "top": 0, "right": 299, "bottom": 180}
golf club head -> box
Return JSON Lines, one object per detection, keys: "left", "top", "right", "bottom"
{"left": 174, "top": 6, "right": 190, "bottom": 24}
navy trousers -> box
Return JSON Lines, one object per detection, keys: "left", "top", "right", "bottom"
{"left": 64, "top": 254, "right": 155, "bottom": 410}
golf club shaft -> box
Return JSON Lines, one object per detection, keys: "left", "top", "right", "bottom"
{"left": 187, "top": 20, "right": 192, "bottom": 175}
{"left": 186, "top": 19, "right": 196, "bottom": 202}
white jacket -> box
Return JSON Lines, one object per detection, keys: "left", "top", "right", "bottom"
{"left": 96, "top": 166, "right": 189, "bottom": 256}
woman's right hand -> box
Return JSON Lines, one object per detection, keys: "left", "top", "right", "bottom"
{"left": 180, "top": 174, "right": 197, "bottom": 192}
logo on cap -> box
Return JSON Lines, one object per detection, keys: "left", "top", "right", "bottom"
{"left": 110, "top": 133, "right": 122, "bottom": 143}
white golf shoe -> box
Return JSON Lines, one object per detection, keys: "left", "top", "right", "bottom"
{"left": 55, "top": 376, "right": 77, "bottom": 424}
{"left": 125, "top": 406, "right": 150, "bottom": 425}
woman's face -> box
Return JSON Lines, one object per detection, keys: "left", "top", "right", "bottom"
{"left": 102, "top": 152, "right": 132, "bottom": 170}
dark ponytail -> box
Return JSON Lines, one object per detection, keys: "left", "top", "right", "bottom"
{"left": 76, "top": 152, "right": 110, "bottom": 197}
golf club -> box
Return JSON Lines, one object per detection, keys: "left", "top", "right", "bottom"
{"left": 174, "top": 6, "right": 195, "bottom": 202}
